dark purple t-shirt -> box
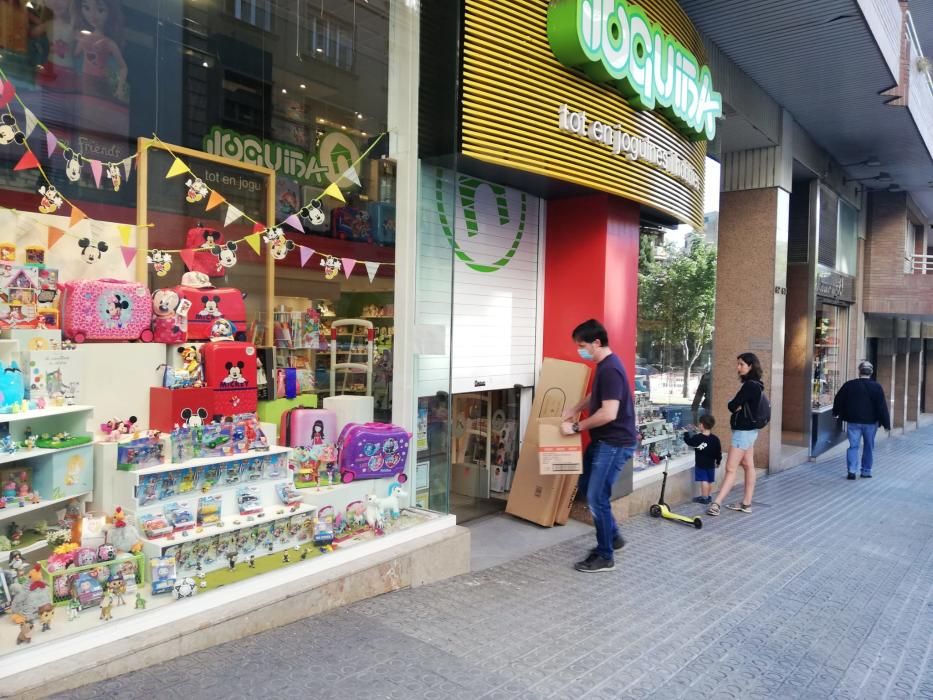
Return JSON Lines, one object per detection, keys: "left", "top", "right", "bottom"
{"left": 588, "top": 353, "right": 638, "bottom": 447}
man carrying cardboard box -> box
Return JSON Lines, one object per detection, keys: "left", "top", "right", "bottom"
{"left": 561, "top": 319, "right": 637, "bottom": 573}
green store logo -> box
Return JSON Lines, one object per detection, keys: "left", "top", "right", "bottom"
{"left": 435, "top": 169, "right": 526, "bottom": 273}
{"left": 547, "top": 0, "right": 723, "bottom": 140}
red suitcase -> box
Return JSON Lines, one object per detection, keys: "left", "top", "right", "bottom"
{"left": 174, "top": 285, "right": 247, "bottom": 341}
{"left": 202, "top": 342, "right": 258, "bottom": 388}
{"left": 149, "top": 387, "right": 216, "bottom": 432}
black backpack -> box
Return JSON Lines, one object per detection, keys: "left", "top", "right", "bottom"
{"left": 748, "top": 383, "right": 771, "bottom": 429}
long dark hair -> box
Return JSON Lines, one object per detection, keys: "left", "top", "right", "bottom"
{"left": 737, "top": 352, "right": 763, "bottom": 382}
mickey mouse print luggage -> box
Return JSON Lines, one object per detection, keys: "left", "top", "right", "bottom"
{"left": 60, "top": 279, "right": 154, "bottom": 343}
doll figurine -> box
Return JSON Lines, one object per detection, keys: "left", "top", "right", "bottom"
{"left": 99, "top": 590, "right": 113, "bottom": 621}
{"left": 39, "top": 604, "right": 54, "bottom": 631}
{"left": 68, "top": 596, "right": 81, "bottom": 621}
{"left": 16, "top": 620, "right": 33, "bottom": 645}
{"left": 74, "top": 0, "right": 128, "bottom": 101}
{"left": 134, "top": 593, "right": 146, "bottom": 610}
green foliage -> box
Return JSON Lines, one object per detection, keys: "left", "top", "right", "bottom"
{"left": 639, "top": 235, "right": 717, "bottom": 396}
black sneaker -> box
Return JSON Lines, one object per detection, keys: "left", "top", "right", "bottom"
{"left": 847, "top": 473, "right": 857, "bottom": 480}
{"left": 575, "top": 555, "right": 615, "bottom": 573}
{"left": 860, "top": 473, "right": 872, "bottom": 478}
{"left": 612, "top": 534, "right": 626, "bottom": 550}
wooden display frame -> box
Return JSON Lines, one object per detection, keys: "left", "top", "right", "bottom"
{"left": 135, "top": 137, "right": 277, "bottom": 345}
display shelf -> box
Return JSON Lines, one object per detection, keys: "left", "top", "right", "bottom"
{"left": 128, "top": 445, "right": 292, "bottom": 476}
{"left": 0, "top": 532, "right": 47, "bottom": 562}
{"left": 140, "top": 502, "right": 319, "bottom": 552}
{"left": 0, "top": 442, "right": 93, "bottom": 467}
{"left": 640, "top": 434, "right": 676, "bottom": 446}
{"left": 0, "top": 491, "right": 91, "bottom": 522}
{"left": 0, "top": 405, "right": 94, "bottom": 425}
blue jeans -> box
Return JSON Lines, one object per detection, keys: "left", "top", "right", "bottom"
{"left": 578, "top": 441, "right": 635, "bottom": 560}
{"left": 846, "top": 423, "right": 878, "bottom": 475}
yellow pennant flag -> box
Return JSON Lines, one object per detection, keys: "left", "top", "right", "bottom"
{"left": 244, "top": 233, "right": 262, "bottom": 256}
{"left": 322, "top": 182, "right": 345, "bottom": 203}
{"left": 117, "top": 224, "right": 133, "bottom": 246}
{"left": 166, "top": 157, "right": 189, "bottom": 178}
{"left": 206, "top": 190, "right": 225, "bottom": 211}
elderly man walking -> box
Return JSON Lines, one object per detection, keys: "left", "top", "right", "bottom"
{"left": 832, "top": 360, "right": 891, "bottom": 480}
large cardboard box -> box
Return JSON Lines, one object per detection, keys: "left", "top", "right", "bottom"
{"left": 506, "top": 358, "right": 590, "bottom": 527}
{"left": 538, "top": 419, "right": 583, "bottom": 475}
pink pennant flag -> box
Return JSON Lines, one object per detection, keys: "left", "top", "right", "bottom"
{"left": 342, "top": 258, "right": 357, "bottom": 278}
{"left": 90, "top": 160, "right": 103, "bottom": 188}
{"left": 299, "top": 245, "right": 315, "bottom": 267}
{"left": 284, "top": 213, "right": 304, "bottom": 233}
{"left": 46, "top": 130, "right": 57, "bottom": 157}
{"left": 121, "top": 246, "right": 137, "bottom": 267}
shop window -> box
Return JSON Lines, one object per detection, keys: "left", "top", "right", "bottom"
{"left": 234, "top": 0, "right": 273, "bottom": 31}
{"left": 813, "top": 303, "right": 848, "bottom": 410}
{"left": 836, "top": 200, "right": 858, "bottom": 275}
{"left": 307, "top": 15, "right": 355, "bottom": 70}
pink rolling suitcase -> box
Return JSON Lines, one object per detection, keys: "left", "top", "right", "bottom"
{"left": 336, "top": 422, "right": 410, "bottom": 483}
{"left": 60, "top": 279, "right": 154, "bottom": 343}
{"left": 280, "top": 408, "right": 337, "bottom": 449}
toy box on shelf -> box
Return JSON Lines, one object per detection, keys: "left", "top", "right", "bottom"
{"left": 40, "top": 550, "right": 145, "bottom": 606}
{"left": 0, "top": 265, "right": 60, "bottom": 331}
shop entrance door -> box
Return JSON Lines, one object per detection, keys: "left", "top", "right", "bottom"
{"left": 449, "top": 388, "right": 523, "bottom": 522}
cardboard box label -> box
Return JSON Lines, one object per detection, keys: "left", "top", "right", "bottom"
{"left": 538, "top": 422, "right": 583, "bottom": 475}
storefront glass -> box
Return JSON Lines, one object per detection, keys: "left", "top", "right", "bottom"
{"left": 813, "top": 302, "right": 848, "bottom": 410}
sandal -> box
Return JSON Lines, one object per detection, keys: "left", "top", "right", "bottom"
{"left": 706, "top": 503, "right": 721, "bottom": 516}
{"left": 726, "top": 502, "right": 752, "bottom": 513}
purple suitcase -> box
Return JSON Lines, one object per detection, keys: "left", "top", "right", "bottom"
{"left": 336, "top": 422, "right": 410, "bottom": 483}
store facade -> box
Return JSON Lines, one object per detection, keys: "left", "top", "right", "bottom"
{"left": 413, "top": 0, "right": 719, "bottom": 521}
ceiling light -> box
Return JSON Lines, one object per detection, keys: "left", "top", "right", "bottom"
{"left": 361, "top": 131, "right": 368, "bottom": 137}
{"left": 25, "top": 1, "right": 34, "bottom": 8}
{"left": 202, "top": 61, "right": 209, "bottom": 68}
{"left": 340, "top": 125, "right": 346, "bottom": 130}
{"left": 356, "top": 113, "right": 363, "bottom": 119}
{"left": 876, "top": 171, "right": 892, "bottom": 183}
{"left": 316, "top": 48, "right": 323, "bottom": 53}
{"left": 281, "top": 88, "right": 287, "bottom": 94}
{"left": 80, "top": 29, "right": 91, "bottom": 35}
{"left": 300, "top": 83, "right": 306, "bottom": 89}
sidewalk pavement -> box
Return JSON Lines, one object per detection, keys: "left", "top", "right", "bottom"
{"left": 56, "top": 427, "right": 933, "bottom": 700}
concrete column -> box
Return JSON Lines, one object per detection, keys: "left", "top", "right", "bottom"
{"left": 894, "top": 353, "right": 906, "bottom": 430}
{"left": 924, "top": 340, "right": 933, "bottom": 414}
{"left": 711, "top": 188, "right": 789, "bottom": 471}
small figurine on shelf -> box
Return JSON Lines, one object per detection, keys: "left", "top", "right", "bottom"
{"left": 1, "top": 436, "right": 17, "bottom": 455}
{"left": 109, "top": 578, "right": 126, "bottom": 606}
{"left": 8, "top": 521, "right": 23, "bottom": 546}
{"left": 39, "top": 604, "right": 54, "bottom": 632}
{"left": 16, "top": 620, "right": 33, "bottom": 645}
{"left": 134, "top": 592, "right": 146, "bottom": 610}
{"left": 248, "top": 555, "right": 255, "bottom": 569}
{"left": 177, "top": 346, "right": 204, "bottom": 386}
{"left": 99, "top": 590, "right": 113, "bottom": 621}
{"left": 226, "top": 550, "right": 237, "bottom": 571}
{"left": 68, "top": 595, "right": 81, "bottom": 621}
{"left": 364, "top": 495, "right": 385, "bottom": 535}
{"left": 22, "top": 427, "right": 36, "bottom": 451}
{"left": 8, "top": 549, "right": 27, "bottom": 577}
{"left": 282, "top": 552, "right": 290, "bottom": 564}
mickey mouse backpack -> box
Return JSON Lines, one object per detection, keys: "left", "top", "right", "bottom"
{"left": 183, "top": 225, "right": 226, "bottom": 278}
{"left": 173, "top": 272, "right": 247, "bottom": 342}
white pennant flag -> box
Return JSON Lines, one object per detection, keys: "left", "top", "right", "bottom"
{"left": 364, "top": 261, "right": 380, "bottom": 283}
{"left": 123, "top": 157, "right": 133, "bottom": 182}
{"left": 23, "top": 108, "right": 39, "bottom": 138}
{"left": 341, "top": 165, "right": 361, "bottom": 188}
{"left": 224, "top": 204, "right": 243, "bottom": 227}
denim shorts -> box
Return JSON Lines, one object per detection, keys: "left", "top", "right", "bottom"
{"left": 732, "top": 429, "right": 759, "bottom": 450}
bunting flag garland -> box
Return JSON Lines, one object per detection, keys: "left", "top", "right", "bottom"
{"left": 365, "top": 261, "right": 380, "bottom": 282}
{"left": 251, "top": 222, "right": 266, "bottom": 235}
{"left": 46, "top": 130, "right": 57, "bottom": 156}
{"left": 322, "top": 182, "right": 346, "bottom": 203}
{"left": 121, "top": 246, "right": 137, "bottom": 267}
{"left": 299, "top": 246, "right": 315, "bottom": 267}
{"left": 224, "top": 204, "right": 243, "bottom": 227}
{"left": 123, "top": 157, "right": 133, "bottom": 182}
{"left": 283, "top": 213, "right": 304, "bottom": 233}
{"left": 90, "top": 159, "right": 103, "bottom": 188}
{"left": 206, "top": 190, "right": 225, "bottom": 211}
{"left": 244, "top": 233, "right": 263, "bottom": 256}
{"left": 14, "top": 150, "right": 39, "bottom": 171}
{"left": 165, "top": 157, "right": 189, "bottom": 179}
{"left": 179, "top": 248, "right": 198, "bottom": 270}
{"left": 69, "top": 206, "right": 87, "bottom": 229}
{"left": 47, "top": 226, "right": 66, "bottom": 249}
{"left": 0, "top": 79, "right": 15, "bottom": 108}
{"left": 342, "top": 258, "right": 357, "bottom": 279}
{"left": 340, "top": 166, "right": 361, "bottom": 188}
{"left": 23, "top": 108, "right": 38, "bottom": 138}
{"left": 117, "top": 224, "right": 133, "bottom": 246}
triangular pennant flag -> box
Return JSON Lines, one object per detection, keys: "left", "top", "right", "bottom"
{"left": 179, "top": 248, "right": 198, "bottom": 271}
{"left": 365, "top": 261, "right": 380, "bottom": 283}
{"left": 342, "top": 258, "right": 357, "bottom": 278}
{"left": 69, "top": 206, "right": 86, "bottom": 228}
{"left": 120, "top": 246, "right": 137, "bottom": 267}
{"left": 340, "top": 166, "right": 361, "bottom": 187}
{"left": 90, "top": 159, "right": 103, "bottom": 188}
{"left": 47, "top": 226, "right": 66, "bottom": 249}
{"left": 322, "top": 182, "right": 346, "bottom": 203}
{"left": 165, "top": 157, "right": 188, "bottom": 179}
{"left": 123, "top": 157, "right": 133, "bottom": 182}
{"left": 299, "top": 246, "right": 315, "bottom": 267}
{"left": 14, "top": 150, "right": 39, "bottom": 171}
{"left": 206, "top": 190, "right": 225, "bottom": 211}
{"left": 117, "top": 224, "right": 133, "bottom": 246}
{"left": 251, "top": 222, "right": 266, "bottom": 235}
{"left": 224, "top": 204, "right": 243, "bottom": 226}
{"left": 46, "top": 131, "right": 57, "bottom": 156}
{"left": 284, "top": 213, "right": 304, "bottom": 233}
{"left": 23, "top": 108, "right": 38, "bottom": 138}
{"left": 244, "top": 233, "right": 262, "bottom": 256}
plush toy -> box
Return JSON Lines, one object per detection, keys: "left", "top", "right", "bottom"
{"left": 376, "top": 486, "right": 408, "bottom": 520}
{"left": 177, "top": 346, "right": 203, "bottom": 385}
{"left": 364, "top": 495, "right": 384, "bottom": 534}
{"left": 107, "top": 506, "right": 144, "bottom": 554}
{"left": 10, "top": 565, "right": 52, "bottom": 624}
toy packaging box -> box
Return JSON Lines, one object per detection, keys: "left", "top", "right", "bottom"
{"left": 149, "top": 386, "right": 216, "bottom": 433}
{"left": 0, "top": 265, "right": 60, "bottom": 330}
{"left": 26, "top": 349, "right": 83, "bottom": 402}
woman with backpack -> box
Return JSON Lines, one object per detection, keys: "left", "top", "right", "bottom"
{"left": 707, "top": 352, "right": 768, "bottom": 516}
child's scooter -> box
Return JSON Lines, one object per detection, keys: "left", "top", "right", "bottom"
{"left": 649, "top": 457, "right": 703, "bottom": 529}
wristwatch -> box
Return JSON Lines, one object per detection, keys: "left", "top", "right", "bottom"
{"left": 572, "top": 422, "right": 581, "bottom": 433}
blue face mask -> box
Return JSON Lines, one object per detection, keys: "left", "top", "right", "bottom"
{"left": 577, "top": 347, "right": 594, "bottom": 361}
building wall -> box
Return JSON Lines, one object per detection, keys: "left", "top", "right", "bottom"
{"left": 783, "top": 264, "right": 811, "bottom": 436}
